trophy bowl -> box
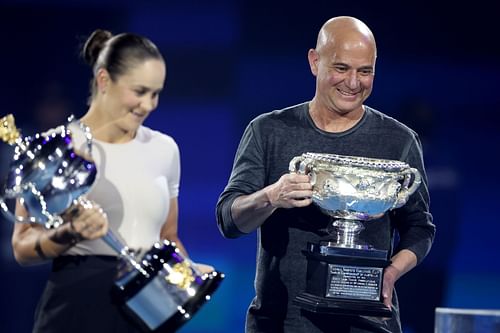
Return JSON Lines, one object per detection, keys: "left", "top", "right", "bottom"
{"left": 289, "top": 152, "right": 421, "bottom": 248}
{"left": 289, "top": 152, "right": 422, "bottom": 317}
{"left": 0, "top": 114, "right": 96, "bottom": 228}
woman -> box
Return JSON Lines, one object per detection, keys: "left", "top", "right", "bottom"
{"left": 11, "top": 29, "right": 212, "bottom": 333}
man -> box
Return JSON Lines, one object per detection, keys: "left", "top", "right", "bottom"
{"left": 216, "top": 16, "right": 435, "bottom": 333}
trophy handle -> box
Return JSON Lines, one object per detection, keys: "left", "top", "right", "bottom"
{"left": 0, "top": 196, "right": 19, "bottom": 223}
{"left": 64, "top": 119, "right": 147, "bottom": 274}
{"left": 394, "top": 167, "right": 422, "bottom": 208}
{"left": 67, "top": 115, "right": 93, "bottom": 156}
{"left": 0, "top": 198, "right": 42, "bottom": 224}
{"left": 0, "top": 183, "right": 64, "bottom": 227}
{"left": 288, "top": 156, "right": 304, "bottom": 173}
{"left": 288, "top": 156, "right": 316, "bottom": 185}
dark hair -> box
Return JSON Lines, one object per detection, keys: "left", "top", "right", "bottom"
{"left": 81, "top": 29, "right": 164, "bottom": 104}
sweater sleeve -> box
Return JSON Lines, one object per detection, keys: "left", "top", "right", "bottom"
{"left": 392, "top": 133, "right": 436, "bottom": 264}
{"left": 216, "top": 121, "right": 266, "bottom": 238}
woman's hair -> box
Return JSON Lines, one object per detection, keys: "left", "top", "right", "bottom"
{"left": 81, "top": 29, "right": 164, "bottom": 104}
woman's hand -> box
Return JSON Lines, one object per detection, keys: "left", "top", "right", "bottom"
{"left": 70, "top": 199, "right": 108, "bottom": 240}
{"left": 194, "top": 262, "right": 215, "bottom": 274}
{"left": 12, "top": 198, "right": 109, "bottom": 265}
{"left": 56, "top": 198, "right": 108, "bottom": 243}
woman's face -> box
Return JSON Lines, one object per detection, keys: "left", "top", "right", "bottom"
{"left": 103, "top": 59, "right": 166, "bottom": 135}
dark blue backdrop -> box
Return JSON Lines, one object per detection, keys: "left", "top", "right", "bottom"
{"left": 1, "top": 1, "right": 499, "bottom": 332}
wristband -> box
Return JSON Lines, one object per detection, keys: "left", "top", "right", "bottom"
{"left": 49, "top": 225, "right": 83, "bottom": 245}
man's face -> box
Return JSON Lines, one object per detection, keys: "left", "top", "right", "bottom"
{"left": 309, "top": 36, "right": 376, "bottom": 116}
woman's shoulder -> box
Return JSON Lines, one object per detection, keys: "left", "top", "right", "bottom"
{"left": 137, "top": 126, "right": 178, "bottom": 150}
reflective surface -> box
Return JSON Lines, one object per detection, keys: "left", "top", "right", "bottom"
{"left": 0, "top": 114, "right": 20, "bottom": 145}
{"left": 289, "top": 152, "right": 421, "bottom": 249}
{"left": 435, "top": 308, "right": 500, "bottom": 333}
{"left": 290, "top": 152, "right": 421, "bottom": 220}
{"left": 0, "top": 115, "right": 96, "bottom": 228}
{"left": 114, "top": 240, "right": 224, "bottom": 332}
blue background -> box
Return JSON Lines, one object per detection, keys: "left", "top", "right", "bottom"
{"left": 0, "top": 1, "right": 499, "bottom": 332}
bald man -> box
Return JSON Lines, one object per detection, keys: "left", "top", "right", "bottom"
{"left": 217, "top": 16, "right": 435, "bottom": 333}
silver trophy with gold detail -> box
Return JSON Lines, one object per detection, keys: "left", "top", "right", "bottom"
{"left": 289, "top": 152, "right": 421, "bottom": 317}
{"left": 0, "top": 114, "right": 223, "bottom": 332}
{"left": 0, "top": 114, "right": 96, "bottom": 228}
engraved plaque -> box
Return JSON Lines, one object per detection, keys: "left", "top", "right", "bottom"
{"left": 326, "top": 264, "right": 382, "bottom": 301}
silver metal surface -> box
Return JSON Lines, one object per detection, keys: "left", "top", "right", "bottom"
{"left": 0, "top": 115, "right": 96, "bottom": 228}
{"left": 289, "top": 152, "right": 421, "bottom": 248}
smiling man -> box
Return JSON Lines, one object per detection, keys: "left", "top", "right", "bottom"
{"left": 216, "top": 16, "right": 435, "bottom": 333}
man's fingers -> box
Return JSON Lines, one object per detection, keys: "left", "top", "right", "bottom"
{"left": 285, "top": 173, "right": 313, "bottom": 184}
{"left": 292, "top": 198, "right": 313, "bottom": 207}
{"left": 291, "top": 190, "right": 313, "bottom": 199}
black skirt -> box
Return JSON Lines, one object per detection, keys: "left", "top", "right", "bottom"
{"left": 33, "top": 255, "right": 141, "bottom": 333}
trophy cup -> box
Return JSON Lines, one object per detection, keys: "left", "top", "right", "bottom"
{"left": 0, "top": 114, "right": 96, "bottom": 227}
{"left": 289, "top": 152, "right": 421, "bottom": 317}
{"left": 0, "top": 114, "right": 224, "bottom": 332}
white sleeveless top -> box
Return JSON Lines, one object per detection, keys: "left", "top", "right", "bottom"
{"left": 66, "top": 123, "right": 180, "bottom": 255}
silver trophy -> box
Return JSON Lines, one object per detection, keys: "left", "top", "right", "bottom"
{"left": 0, "top": 114, "right": 96, "bottom": 228}
{"left": 0, "top": 114, "right": 223, "bottom": 332}
{"left": 289, "top": 152, "right": 421, "bottom": 317}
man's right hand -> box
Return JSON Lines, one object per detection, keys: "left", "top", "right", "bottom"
{"left": 265, "top": 173, "right": 313, "bottom": 209}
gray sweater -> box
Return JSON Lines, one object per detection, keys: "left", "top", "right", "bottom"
{"left": 216, "top": 102, "right": 435, "bottom": 333}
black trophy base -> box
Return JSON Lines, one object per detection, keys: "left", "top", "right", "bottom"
{"left": 296, "top": 242, "right": 392, "bottom": 318}
{"left": 294, "top": 292, "right": 392, "bottom": 318}
{"left": 113, "top": 241, "right": 224, "bottom": 332}
{"left": 119, "top": 271, "right": 224, "bottom": 333}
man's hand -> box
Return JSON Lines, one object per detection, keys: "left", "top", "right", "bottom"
{"left": 266, "top": 173, "right": 313, "bottom": 208}
{"left": 382, "top": 264, "right": 400, "bottom": 310}
{"left": 382, "top": 249, "right": 418, "bottom": 310}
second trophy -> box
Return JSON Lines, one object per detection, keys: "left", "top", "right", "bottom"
{"left": 0, "top": 114, "right": 224, "bottom": 332}
{"left": 289, "top": 152, "right": 421, "bottom": 317}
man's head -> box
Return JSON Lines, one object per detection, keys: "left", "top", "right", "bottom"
{"left": 308, "top": 16, "right": 377, "bottom": 117}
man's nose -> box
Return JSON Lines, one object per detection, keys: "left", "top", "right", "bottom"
{"left": 345, "top": 70, "right": 360, "bottom": 90}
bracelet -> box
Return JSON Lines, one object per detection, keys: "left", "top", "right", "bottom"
{"left": 49, "top": 227, "right": 82, "bottom": 246}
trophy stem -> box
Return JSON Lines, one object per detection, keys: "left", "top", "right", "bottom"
{"left": 102, "top": 231, "right": 149, "bottom": 276}
{"left": 325, "top": 219, "right": 369, "bottom": 249}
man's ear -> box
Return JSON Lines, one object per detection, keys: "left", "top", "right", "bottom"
{"left": 308, "top": 49, "right": 319, "bottom": 77}
{"left": 96, "top": 68, "right": 111, "bottom": 94}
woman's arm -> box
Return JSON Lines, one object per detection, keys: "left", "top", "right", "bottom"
{"left": 160, "top": 197, "right": 213, "bottom": 274}
{"left": 159, "top": 197, "right": 188, "bottom": 256}
{"left": 12, "top": 200, "right": 108, "bottom": 266}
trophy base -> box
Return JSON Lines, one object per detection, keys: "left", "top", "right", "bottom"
{"left": 118, "top": 270, "right": 223, "bottom": 332}
{"left": 113, "top": 241, "right": 224, "bottom": 332}
{"left": 294, "top": 292, "right": 392, "bottom": 318}
{"left": 297, "top": 242, "right": 392, "bottom": 318}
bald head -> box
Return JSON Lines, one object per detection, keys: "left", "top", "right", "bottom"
{"left": 316, "top": 16, "right": 376, "bottom": 56}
